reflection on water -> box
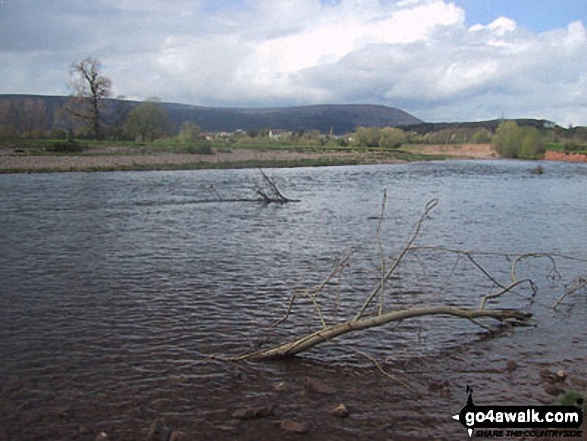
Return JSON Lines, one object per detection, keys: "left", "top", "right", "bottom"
{"left": 1, "top": 160, "right": 586, "bottom": 439}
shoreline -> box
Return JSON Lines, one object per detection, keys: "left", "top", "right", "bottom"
{"left": 544, "top": 150, "right": 587, "bottom": 163}
{"left": 0, "top": 144, "right": 496, "bottom": 173}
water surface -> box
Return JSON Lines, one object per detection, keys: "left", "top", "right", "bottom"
{"left": 1, "top": 160, "right": 586, "bottom": 440}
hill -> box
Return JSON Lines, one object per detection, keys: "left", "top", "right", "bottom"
{"left": 163, "top": 102, "right": 422, "bottom": 134}
{"left": 0, "top": 95, "right": 422, "bottom": 135}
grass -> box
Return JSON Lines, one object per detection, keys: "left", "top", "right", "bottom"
{"left": 556, "top": 390, "right": 585, "bottom": 413}
{"left": 545, "top": 142, "right": 587, "bottom": 154}
{"left": 0, "top": 138, "right": 217, "bottom": 156}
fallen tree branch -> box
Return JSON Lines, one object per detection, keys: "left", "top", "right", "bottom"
{"left": 211, "top": 196, "right": 580, "bottom": 372}
{"left": 479, "top": 279, "right": 536, "bottom": 310}
{"left": 228, "top": 305, "right": 531, "bottom": 361}
{"left": 552, "top": 276, "right": 587, "bottom": 310}
{"left": 257, "top": 168, "right": 299, "bottom": 203}
{"left": 376, "top": 189, "right": 388, "bottom": 315}
{"left": 202, "top": 168, "right": 299, "bottom": 204}
{"left": 267, "top": 250, "right": 352, "bottom": 329}
{"left": 354, "top": 198, "right": 438, "bottom": 321}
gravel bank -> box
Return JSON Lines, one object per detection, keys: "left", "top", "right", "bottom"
{"left": 0, "top": 149, "right": 358, "bottom": 172}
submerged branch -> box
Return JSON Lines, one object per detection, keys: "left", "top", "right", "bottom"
{"left": 479, "top": 279, "right": 536, "bottom": 310}
{"left": 552, "top": 276, "right": 587, "bottom": 310}
{"left": 212, "top": 197, "right": 580, "bottom": 370}
{"left": 354, "top": 198, "right": 438, "bottom": 321}
{"left": 203, "top": 168, "right": 299, "bottom": 204}
{"left": 229, "top": 305, "right": 531, "bottom": 361}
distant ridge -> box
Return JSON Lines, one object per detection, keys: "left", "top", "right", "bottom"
{"left": 1, "top": 94, "right": 563, "bottom": 135}
{"left": 161, "top": 102, "right": 423, "bottom": 134}
{"left": 0, "top": 95, "right": 422, "bottom": 135}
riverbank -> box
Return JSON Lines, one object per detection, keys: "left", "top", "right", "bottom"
{"left": 0, "top": 143, "right": 495, "bottom": 173}
{"left": 544, "top": 150, "right": 587, "bottom": 163}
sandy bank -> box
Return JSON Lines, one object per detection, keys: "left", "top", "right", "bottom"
{"left": 544, "top": 150, "right": 587, "bottom": 163}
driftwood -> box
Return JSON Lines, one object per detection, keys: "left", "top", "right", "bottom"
{"left": 205, "top": 168, "right": 299, "bottom": 204}
{"left": 213, "top": 194, "right": 585, "bottom": 364}
{"left": 256, "top": 168, "right": 298, "bottom": 203}
{"left": 230, "top": 306, "right": 530, "bottom": 361}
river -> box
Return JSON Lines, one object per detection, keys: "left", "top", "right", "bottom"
{"left": 0, "top": 160, "right": 586, "bottom": 440}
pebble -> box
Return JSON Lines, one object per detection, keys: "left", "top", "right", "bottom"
{"left": 304, "top": 377, "right": 337, "bottom": 395}
{"left": 505, "top": 360, "right": 517, "bottom": 373}
{"left": 544, "top": 383, "right": 565, "bottom": 396}
{"left": 569, "top": 375, "right": 587, "bottom": 388}
{"left": 169, "top": 430, "right": 189, "bottom": 441}
{"left": 147, "top": 419, "right": 171, "bottom": 441}
{"left": 232, "top": 405, "right": 275, "bottom": 420}
{"left": 330, "top": 403, "right": 350, "bottom": 418}
{"left": 281, "top": 419, "right": 308, "bottom": 434}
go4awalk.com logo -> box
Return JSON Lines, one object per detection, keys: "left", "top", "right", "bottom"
{"left": 452, "top": 386, "right": 584, "bottom": 438}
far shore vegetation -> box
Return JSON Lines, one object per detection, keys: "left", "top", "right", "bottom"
{"left": 1, "top": 57, "right": 587, "bottom": 172}
{"left": 2, "top": 116, "right": 587, "bottom": 173}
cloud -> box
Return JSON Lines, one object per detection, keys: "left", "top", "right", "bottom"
{"left": 0, "top": 0, "right": 586, "bottom": 125}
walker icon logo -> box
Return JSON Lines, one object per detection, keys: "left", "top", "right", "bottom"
{"left": 452, "top": 386, "right": 583, "bottom": 438}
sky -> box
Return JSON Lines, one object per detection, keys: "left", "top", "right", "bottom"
{"left": 0, "top": 0, "right": 586, "bottom": 126}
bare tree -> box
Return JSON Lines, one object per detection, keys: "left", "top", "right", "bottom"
{"left": 67, "top": 57, "right": 112, "bottom": 139}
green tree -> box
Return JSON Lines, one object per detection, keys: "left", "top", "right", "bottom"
{"left": 492, "top": 121, "right": 544, "bottom": 159}
{"left": 472, "top": 129, "right": 491, "bottom": 144}
{"left": 177, "top": 121, "right": 201, "bottom": 143}
{"left": 520, "top": 127, "right": 544, "bottom": 158}
{"left": 124, "top": 101, "right": 172, "bottom": 142}
{"left": 354, "top": 126, "right": 380, "bottom": 147}
{"left": 379, "top": 127, "right": 406, "bottom": 148}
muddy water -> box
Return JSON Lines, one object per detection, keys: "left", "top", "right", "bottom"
{"left": 0, "top": 161, "right": 586, "bottom": 440}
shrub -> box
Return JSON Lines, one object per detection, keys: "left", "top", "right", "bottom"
{"left": 185, "top": 140, "right": 212, "bottom": 154}
{"left": 379, "top": 127, "right": 406, "bottom": 148}
{"left": 353, "top": 127, "right": 380, "bottom": 147}
{"left": 564, "top": 140, "right": 579, "bottom": 152}
{"left": 45, "top": 139, "right": 85, "bottom": 153}
{"left": 48, "top": 128, "right": 68, "bottom": 139}
{"left": 472, "top": 129, "right": 491, "bottom": 144}
{"left": 177, "top": 121, "right": 201, "bottom": 143}
{"left": 492, "top": 121, "right": 544, "bottom": 159}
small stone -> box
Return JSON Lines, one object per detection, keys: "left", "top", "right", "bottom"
{"left": 544, "top": 383, "right": 565, "bottom": 396}
{"left": 95, "top": 432, "right": 108, "bottom": 441}
{"left": 539, "top": 369, "right": 564, "bottom": 384}
{"left": 281, "top": 419, "right": 308, "bottom": 434}
{"left": 304, "top": 377, "right": 336, "bottom": 395}
{"left": 146, "top": 419, "right": 170, "bottom": 441}
{"left": 539, "top": 369, "right": 554, "bottom": 380}
{"left": 537, "top": 395, "right": 553, "bottom": 404}
{"left": 428, "top": 380, "right": 449, "bottom": 391}
{"left": 169, "top": 430, "right": 189, "bottom": 441}
{"left": 505, "top": 360, "right": 517, "bottom": 373}
{"left": 569, "top": 375, "right": 587, "bottom": 388}
{"left": 273, "top": 382, "right": 289, "bottom": 392}
{"left": 330, "top": 403, "right": 350, "bottom": 418}
{"left": 232, "top": 405, "right": 274, "bottom": 420}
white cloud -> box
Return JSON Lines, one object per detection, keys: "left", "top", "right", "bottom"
{"left": 470, "top": 16, "right": 517, "bottom": 36}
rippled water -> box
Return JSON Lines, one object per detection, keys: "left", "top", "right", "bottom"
{"left": 1, "top": 160, "right": 586, "bottom": 440}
